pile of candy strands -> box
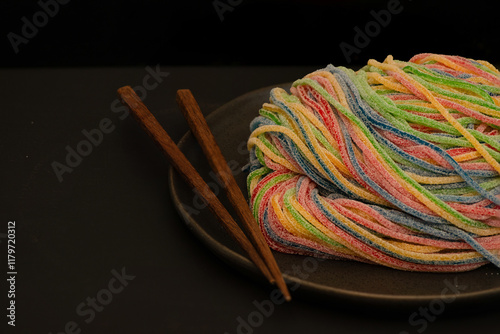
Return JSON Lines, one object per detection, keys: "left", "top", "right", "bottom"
{"left": 246, "top": 54, "right": 500, "bottom": 272}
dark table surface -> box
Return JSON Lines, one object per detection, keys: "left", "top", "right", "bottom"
{"left": 2, "top": 66, "right": 499, "bottom": 334}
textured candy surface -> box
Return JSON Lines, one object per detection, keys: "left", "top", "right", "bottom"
{"left": 246, "top": 54, "right": 500, "bottom": 272}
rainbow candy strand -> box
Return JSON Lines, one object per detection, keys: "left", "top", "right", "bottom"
{"left": 246, "top": 54, "right": 500, "bottom": 272}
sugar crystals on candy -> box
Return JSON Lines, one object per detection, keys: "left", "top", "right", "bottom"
{"left": 246, "top": 53, "right": 500, "bottom": 272}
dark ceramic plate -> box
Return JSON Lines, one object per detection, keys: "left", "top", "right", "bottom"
{"left": 168, "top": 83, "right": 500, "bottom": 312}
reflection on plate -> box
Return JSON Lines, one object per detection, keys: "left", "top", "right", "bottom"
{"left": 168, "top": 83, "right": 500, "bottom": 311}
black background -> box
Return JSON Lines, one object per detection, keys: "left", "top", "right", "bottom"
{"left": 2, "top": 0, "right": 499, "bottom": 67}
{"left": 2, "top": 1, "right": 500, "bottom": 333}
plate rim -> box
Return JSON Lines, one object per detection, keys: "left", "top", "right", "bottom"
{"left": 168, "top": 83, "right": 500, "bottom": 309}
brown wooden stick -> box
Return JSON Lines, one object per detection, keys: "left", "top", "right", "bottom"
{"left": 176, "top": 89, "right": 291, "bottom": 301}
{"left": 117, "top": 85, "right": 275, "bottom": 284}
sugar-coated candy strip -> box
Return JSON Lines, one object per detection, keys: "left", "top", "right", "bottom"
{"left": 246, "top": 53, "right": 500, "bottom": 272}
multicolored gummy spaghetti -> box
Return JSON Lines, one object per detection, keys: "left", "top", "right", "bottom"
{"left": 245, "top": 53, "right": 500, "bottom": 272}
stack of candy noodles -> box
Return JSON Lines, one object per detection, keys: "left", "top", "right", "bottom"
{"left": 246, "top": 54, "right": 500, "bottom": 272}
